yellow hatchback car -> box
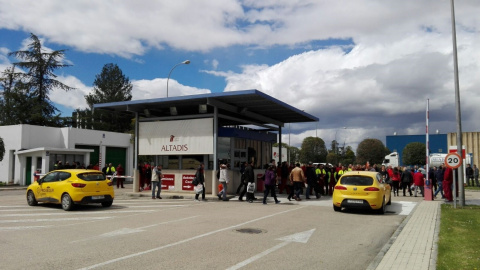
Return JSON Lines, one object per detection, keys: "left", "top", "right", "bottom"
{"left": 26, "top": 169, "right": 114, "bottom": 211}
{"left": 332, "top": 171, "right": 391, "bottom": 214}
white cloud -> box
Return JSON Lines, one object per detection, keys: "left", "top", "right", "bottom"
{"left": 212, "top": 22, "right": 479, "bottom": 150}
{"left": 1, "top": 1, "right": 477, "bottom": 57}
{"left": 212, "top": 59, "right": 219, "bottom": 70}
{"left": 52, "top": 75, "right": 91, "bottom": 110}
{"left": 132, "top": 79, "right": 210, "bottom": 100}
{"left": 1, "top": 0, "right": 479, "bottom": 152}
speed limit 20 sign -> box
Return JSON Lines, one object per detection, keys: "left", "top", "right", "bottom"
{"left": 445, "top": 152, "right": 462, "bottom": 169}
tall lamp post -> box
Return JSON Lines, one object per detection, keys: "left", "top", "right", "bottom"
{"left": 166, "top": 60, "right": 190, "bottom": 97}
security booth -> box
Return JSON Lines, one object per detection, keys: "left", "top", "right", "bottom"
{"left": 93, "top": 90, "right": 318, "bottom": 195}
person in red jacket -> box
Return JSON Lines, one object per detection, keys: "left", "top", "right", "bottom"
{"left": 443, "top": 167, "right": 453, "bottom": 202}
{"left": 413, "top": 170, "right": 425, "bottom": 197}
{"left": 116, "top": 164, "right": 125, "bottom": 188}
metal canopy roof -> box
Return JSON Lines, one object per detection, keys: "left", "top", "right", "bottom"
{"left": 93, "top": 90, "right": 318, "bottom": 129}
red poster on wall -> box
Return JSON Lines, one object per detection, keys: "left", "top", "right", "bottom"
{"left": 182, "top": 174, "right": 196, "bottom": 191}
{"left": 161, "top": 174, "right": 175, "bottom": 190}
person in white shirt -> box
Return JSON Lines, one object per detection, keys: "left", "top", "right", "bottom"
{"left": 217, "top": 164, "right": 230, "bottom": 201}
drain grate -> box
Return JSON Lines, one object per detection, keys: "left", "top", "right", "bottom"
{"left": 235, "top": 228, "right": 265, "bottom": 234}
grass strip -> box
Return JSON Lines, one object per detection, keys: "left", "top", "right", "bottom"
{"left": 437, "top": 204, "right": 480, "bottom": 270}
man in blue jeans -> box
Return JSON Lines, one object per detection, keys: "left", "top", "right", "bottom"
{"left": 151, "top": 165, "right": 163, "bottom": 199}
{"left": 434, "top": 165, "right": 445, "bottom": 199}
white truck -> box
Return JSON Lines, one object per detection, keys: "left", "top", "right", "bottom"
{"left": 429, "top": 152, "right": 471, "bottom": 168}
{"left": 429, "top": 153, "right": 448, "bottom": 168}
{"left": 382, "top": 152, "right": 399, "bottom": 168}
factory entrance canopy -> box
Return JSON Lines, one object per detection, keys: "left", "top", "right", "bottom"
{"left": 93, "top": 89, "right": 318, "bottom": 130}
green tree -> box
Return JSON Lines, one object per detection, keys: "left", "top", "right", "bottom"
{"left": 79, "top": 63, "right": 133, "bottom": 132}
{"left": 341, "top": 146, "right": 356, "bottom": 165}
{"left": 0, "top": 66, "right": 26, "bottom": 125}
{"left": 7, "top": 33, "right": 74, "bottom": 126}
{"left": 402, "top": 142, "right": 426, "bottom": 166}
{"left": 330, "top": 139, "right": 338, "bottom": 154}
{"left": 289, "top": 146, "right": 300, "bottom": 163}
{"left": 299, "top": 136, "right": 328, "bottom": 163}
{"left": 326, "top": 152, "right": 339, "bottom": 165}
{"left": 356, "top": 138, "right": 388, "bottom": 165}
{"left": 0, "top": 137, "right": 4, "bottom": 162}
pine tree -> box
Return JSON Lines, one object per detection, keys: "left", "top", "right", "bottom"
{"left": 79, "top": 63, "right": 133, "bottom": 132}
{"left": 6, "top": 33, "right": 74, "bottom": 126}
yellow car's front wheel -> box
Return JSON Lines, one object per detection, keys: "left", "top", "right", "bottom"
{"left": 27, "top": 191, "right": 38, "bottom": 206}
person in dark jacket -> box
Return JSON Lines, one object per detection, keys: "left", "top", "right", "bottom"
{"left": 434, "top": 165, "right": 445, "bottom": 199}
{"left": 194, "top": 163, "right": 206, "bottom": 201}
{"left": 236, "top": 162, "right": 247, "bottom": 195}
{"left": 401, "top": 167, "right": 413, "bottom": 196}
{"left": 239, "top": 161, "right": 255, "bottom": 202}
{"left": 305, "top": 162, "right": 320, "bottom": 199}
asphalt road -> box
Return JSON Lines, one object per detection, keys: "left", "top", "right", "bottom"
{"left": 0, "top": 187, "right": 421, "bottom": 270}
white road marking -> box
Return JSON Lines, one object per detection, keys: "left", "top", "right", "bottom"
{"left": 77, "top": 206, "right": 307, "bottom": 270}
{"left": 0, "top": 225, "right": 53, "bottom": 231}
{"left": 112, "top": 205, "right": 186, "bottom": 208}
{"left": 0, "top": 208, "right": 60, "bottom": 212}
{"left": 290, "top": 199, "right": 417, "bottom": 216}
{"left": 0, "top": 217, "right": 112, "bottom": 223}
{"left": 0, "top": 210, "right": 155, "bottom": 217}
{"left": 226, "top": 229, "right": 316, "bottom": 270}
{"left": 70, "top": 216, "right": 199, "bottom": 243}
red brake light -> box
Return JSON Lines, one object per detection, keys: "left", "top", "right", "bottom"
{"left": 71, "top": 183, "right": 86, "bottom": 188}
{"left": 334, "top": 186, "right": 347, "bottom": 190}
{"left": 107, "top": 181, "right": 113, "bottom": 186}
{"left": 364, "top": 187, "right": 380, "bottom": 191}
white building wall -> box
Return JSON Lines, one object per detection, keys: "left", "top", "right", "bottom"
{"left": 22, "top": 125, "right": 66, "bottom": 149}
{"left": 0, "top": 124, "right": 133, "bottom": 185}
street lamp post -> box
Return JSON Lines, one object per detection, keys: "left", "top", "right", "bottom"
{"left": 166, "top": 60, "right": 190, "bottom": 98}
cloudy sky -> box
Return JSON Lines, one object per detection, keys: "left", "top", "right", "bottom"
{"left": 1, "top": 0, "right": 479, "bottom": 150}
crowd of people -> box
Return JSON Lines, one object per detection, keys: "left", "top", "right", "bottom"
{"left": 96, "top": 159, "right": 479, "bottom": 202}
{"left": 232, "top": 160, "right": 474, "bottom": 203}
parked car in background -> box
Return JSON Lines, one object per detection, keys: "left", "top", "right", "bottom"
{"left": 332, "top": 171, "right": 391, "bottom": 214}
{"left": 26, "top": 169, "right": 114, "bottom": 211}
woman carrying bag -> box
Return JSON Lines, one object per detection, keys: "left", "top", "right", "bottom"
{"left": 194, "top": 163, "right": 206, "bottom": 201}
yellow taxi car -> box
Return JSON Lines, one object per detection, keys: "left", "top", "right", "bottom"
{"left": 26, "top": 169, "right": 114, "bottom": 211}
{"left": 332, "top": 171, "right": 391, "bottom": 214}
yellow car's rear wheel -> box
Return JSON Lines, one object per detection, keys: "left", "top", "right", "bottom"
{"left": 101, "top": 201, "right": 113, "bottom": 207}
{"left": 376, "top": 197, "right": 386, "bottom": 215}
{"left": 61, "top": 194, "right": 74, "bottom": 211}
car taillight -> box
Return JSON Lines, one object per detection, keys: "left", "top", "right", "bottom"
{"left": 71, "top": 183, "right": 86, "bottom": 188}
{"left": 334, "top": 186, "right": 347, "bottom": 190}
{"left": 364, "top": 187, "right": 380, "bottom": 191}
{"left": 107, "top": 181, "right": 113, "bottom": 186}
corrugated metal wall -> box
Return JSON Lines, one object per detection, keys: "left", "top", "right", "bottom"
{"left": 447, "top": 132, "right": 480, "bottom": 166}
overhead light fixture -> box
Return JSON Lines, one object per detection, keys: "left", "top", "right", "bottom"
{"left": 199, "top": 104, "right": 207, "bottom": 113}
{"left": 170, "top": 107, "right": 178, "bottom": 115}
{"left": 144, "top": 109, "right": 150, "bottom": 117}
{"left": 166, "top": 60, "right": 191, "bottom": 98}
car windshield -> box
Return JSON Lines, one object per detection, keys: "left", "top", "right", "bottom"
{"left": 340, "top": 176, "right": 374, "bottom": 186}
{"left": 77, "top": 172, "right": 107, "bottom": 181}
